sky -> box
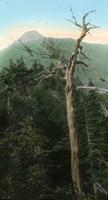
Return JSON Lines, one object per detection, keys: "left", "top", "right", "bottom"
{"left": 0, "top": 0, "right": 108, "bottom": 50}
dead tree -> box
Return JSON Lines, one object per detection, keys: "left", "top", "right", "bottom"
{"left": 65, "top": 10, "right": 99, "bottom": 196}
{"left": 19, "top": 10, "right": 99, "bottom": 197}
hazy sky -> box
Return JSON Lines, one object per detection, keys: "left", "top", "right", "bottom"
{"left": 0, "top": 0, "right": 108, "bottom": 49}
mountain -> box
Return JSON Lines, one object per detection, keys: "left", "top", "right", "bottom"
{"left": 0, "top": 31, "right": 44, "bottom": 68}
{"left": 18, "top": 31, "right": 44, "bottom": 43}
{"left": 0, "top": 30, "right": 108, "bottom": 88}
{"left": 0, "top": 31, "right": 73, "bottom": 68}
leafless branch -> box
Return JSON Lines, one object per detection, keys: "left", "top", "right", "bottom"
{"left": 90, "top": 64, "right": 106, "bottom": 82}
{"left": 34, "top": 65, "right": 65, "bottom": 88}
{"left": 66, "top": 6, "right": 82, "bottom": 28}
{"left": 76, "top": 60, "right": 89, "bottom": 68}
{"left": 66, "top": 8, "right": 99, "bottom": 33}
{"left": 35, "top": 71, "right": 65, "bottom": 89}
{"left": 76, "top": 86, "right": 108, "bottom": 93}
{"left": 65, "top": 18, "right": 82, "bottom": 28}
{"left": 80, "top": 51, "right": 92, "bottom": 61}
{"left": 35, "top": 74, "right": 53, "bottom": 89}
{"left": 95, "top": 182, "right": 108, "bottom": 194}
{"left": 82, "top": 10, "right": 95, "bottom": 27}
{"left": 88, "top": 25, "right": 100, "bottom": 30}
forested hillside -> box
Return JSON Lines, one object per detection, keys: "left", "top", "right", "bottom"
{"left": 0, "top": 12, "right": 108, "bottom": 199}
{"left": 0, "top": 53, "right": 108, "bottom": 199}
{"left": 0, "top": 31, "right": 108, "bottom": 88}
{"left": 0, "top": 58, "right": 72, "bottom": 199}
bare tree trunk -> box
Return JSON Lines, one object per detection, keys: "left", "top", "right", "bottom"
{"left": 64, "top": 11, "right": 98, "bottom": 196}
{"left": 66, "top": 68, "right": 82, "bottom": 196}
{"left": 65, "top": 31, "right": 86, "bottom": 197}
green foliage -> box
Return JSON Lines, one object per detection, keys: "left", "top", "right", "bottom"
{"left": 0, "top": 58, "right": 72, "bottom": 199}
{"left": 0, "top": 119, "right": 50, "bottom": 199}
{"left": 74, "top": 82, "right": 108, "bottom": 199}
{"left": 0, "top": 55, "right": 108, "bottom": 199}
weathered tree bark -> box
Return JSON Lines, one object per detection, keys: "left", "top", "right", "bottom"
{"left": 65, "top": 11, "right": 98, "bottom": 197}
{"left": 66, "top": 68, "right": 81, "bottom": 195}
{"left": 65, "top": 39, "right": 83, "bottom": 195}
{"left": 65, "top": 35, "right": 87, "bottom": 196}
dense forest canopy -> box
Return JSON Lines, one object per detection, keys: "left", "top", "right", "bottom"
{"left": 0, "top": 53, "right": 107, "bottom": 199}
{"left": 0, "top": 10, "right": 108, "bottom": 200}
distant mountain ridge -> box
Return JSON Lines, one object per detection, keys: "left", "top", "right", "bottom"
{"left": 0, "top": 30, "right": 108, "bottom": 89}
{"left": 19, "top": 31, "right": 44, "bottom": 43}
{"left": 0, "top": 31, "right": 44, "bottom": 67}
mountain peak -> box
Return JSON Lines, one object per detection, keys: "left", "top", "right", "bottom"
{"left": 19, "top": 31, "right": 44, "bottom": 43}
